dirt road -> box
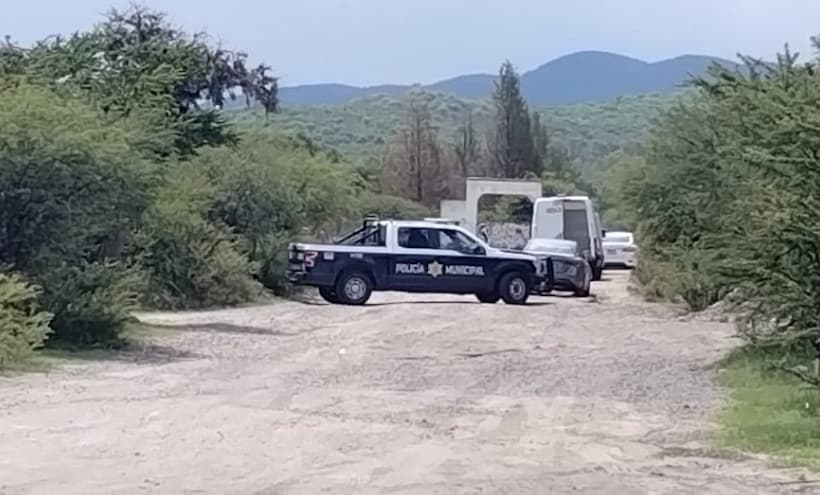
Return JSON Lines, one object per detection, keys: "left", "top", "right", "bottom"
{"left": 0, "top": 272, "right": 812, "bottom": 494}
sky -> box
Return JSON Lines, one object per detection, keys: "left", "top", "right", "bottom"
{"left": 5, "top": 0, "right": 820, "bottom": 87}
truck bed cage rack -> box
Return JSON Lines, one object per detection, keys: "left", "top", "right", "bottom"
{"left": 333, "top": 214, "right": 385, "bottom": 246}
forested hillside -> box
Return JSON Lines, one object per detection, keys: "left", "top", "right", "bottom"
{"left": 237, "top": 89, "right": 687, "bottom": 181}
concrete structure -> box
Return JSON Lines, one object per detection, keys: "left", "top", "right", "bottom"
{"left": 439, "top": 178, "right": 543, "bottom": 235}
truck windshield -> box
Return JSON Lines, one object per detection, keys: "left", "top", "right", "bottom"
{"left": 438, "top": 229, "right": 481, "bottom": 254}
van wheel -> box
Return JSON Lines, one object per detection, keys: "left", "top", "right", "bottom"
{"left": 575, "top": 265, "right": 592, "bottom": 297}
{"left": 335, "top": 271, "right": 373, "bottom": 305}
{"left": 499, "top": 271, "right": 531, "bottom": 305}
{"left": 591, "top": 264, "right": 603, "bottom": 281}
{"left": 476, "top": 292, "right": 500, "bottom": 304}
{"left": 318, "top": 287, "right": 340, "bottom": 304}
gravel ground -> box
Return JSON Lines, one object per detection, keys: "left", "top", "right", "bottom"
{"left": 0, "top": 271, "right": 814, "bottom": 494}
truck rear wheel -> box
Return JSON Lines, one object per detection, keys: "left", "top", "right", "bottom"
{"left": 318, "top": 287, "right": 340, "bottom": 304}
{"left": 335, "top": 271, "right": 373, "bottom": 305}
{"left": 499, "top": 271, "right": 531, "bottom": 305}
{"left": 475, "top": 292, "right": 500, "bottom": 304}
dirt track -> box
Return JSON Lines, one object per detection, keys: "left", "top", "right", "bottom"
{"left": 0, "top": 271, "right": 813, "bottom": 494}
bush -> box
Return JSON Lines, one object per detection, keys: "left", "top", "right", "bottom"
{"left": 635, "top": 248, "right": 727, "bottom": 310}
{"left": 36, "top": 261, "right": 141, "bottom": 347}
{"left": 354, "top": 192, "right": 432, "bottom": 221}
{"left": 0, "top": 273, "right": 52, "bottom": 369}
{"left": 135, "top": 165, "right": 262, "bottom": 309}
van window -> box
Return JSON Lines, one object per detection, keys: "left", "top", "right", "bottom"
{"left": 563, "top": 201, "right": 590, "bottom": 251}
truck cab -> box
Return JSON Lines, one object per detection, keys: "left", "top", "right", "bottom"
{"left": 287, "top": 218, "right": 554, "bottom": 305}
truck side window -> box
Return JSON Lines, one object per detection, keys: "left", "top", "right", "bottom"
{"left": 398, "top": 228, "right": 432, "bottom": 249}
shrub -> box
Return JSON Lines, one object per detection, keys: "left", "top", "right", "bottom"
{"left": 36, "top": 261, "right": 141, "bottom": 348}
{"left": 0, "top": 273, "right": 52, "bottom": 369}
{"left": 135, "top": 163, "right": 262, "bottom": 309}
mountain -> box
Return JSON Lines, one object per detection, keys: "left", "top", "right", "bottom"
{"left": 277, "top": 51, "right": 740, "bottom": 106}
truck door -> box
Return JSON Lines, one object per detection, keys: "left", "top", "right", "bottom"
{"left": 390, "top": 227, "right": 440, "bottom": 291}
{"left": 432, "top": 228, "right": 493, "bottom": 293}
{"left": 390, "top": 227, "right": 491, "bottom": 293}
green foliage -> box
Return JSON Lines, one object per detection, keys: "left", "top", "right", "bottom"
{"left": 0, "top": 81, "right": 153, "bottom": 346}
{"left": 621, "top": 46, "right": 820, "bottom": 384}
{"left": 37, "top": 261, "right": 142, "bottom": 347}
{"left": 355, "top": 192, "right": 433, "bottom": 220}
{"left": 718, "top": 347, "right": 820, "bottom": 468}
{"left": 0, "top": 273, "right": 52, "bottom": 369}
{"left": 135, "top": 164, "right": 262, "bottom": 309}
{"left": 0, "top": 82, "right": 152, "bottom": 272}
{"left": 239, "top": 89, "right": 686, "bottom": 183}
{"left": 2, "top": 4, "right": 278, "bottom": 156}
{"left": 488, "top": 61, "right": 539, "bottom": 178}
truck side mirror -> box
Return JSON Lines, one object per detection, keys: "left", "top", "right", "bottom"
{"left": 472, "top": 246, "right": 486, "bottom": 256}
{"left": 602, "top": 229, "right": 607, "bottom": 237}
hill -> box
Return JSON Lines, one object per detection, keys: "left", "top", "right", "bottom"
{"left": 235, "top": 88, "right": 691, "bottom": 180}
{"left": 278, "top": 51, "right": 737, "bottom": 106}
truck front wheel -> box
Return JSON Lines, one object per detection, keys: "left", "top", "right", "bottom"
{"left": 335, "top": 271, "right": 373, "bottom": 305}
{"left": 499, "top": 271, "right": 531, "bottom": 305}
{"left": 318, "top": 287, "right": 340, "bottom": 304}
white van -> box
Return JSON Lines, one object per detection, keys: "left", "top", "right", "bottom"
{"left": 530, "top": 196, "right": 605, "bottom": 280}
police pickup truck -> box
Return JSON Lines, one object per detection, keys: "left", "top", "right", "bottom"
{"left": 287, "top": 217, "right": 555, "bottom": 305}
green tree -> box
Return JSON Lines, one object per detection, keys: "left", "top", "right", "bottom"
{"left": 453, "top": 108, "right": 481, "bottom": 178}
{"left": 2, "top": 4, "right": 278, "bottom": 156}
{"left": 488, "top": 61, "right": 539, "bottom": 178}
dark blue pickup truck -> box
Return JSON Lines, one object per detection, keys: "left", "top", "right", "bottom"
{"left": 287, "top": 218, "right": 555, "bottom": 305}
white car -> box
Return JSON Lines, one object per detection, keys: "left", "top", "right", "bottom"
{"left": 603, "top": 231, "right": 637, "bottom": 268}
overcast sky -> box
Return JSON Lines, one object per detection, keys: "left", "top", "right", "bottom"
{"left": 5, "top": 0, "right": 820, "bottom": 86}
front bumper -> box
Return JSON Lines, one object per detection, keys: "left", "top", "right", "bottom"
{"left": 532, "top": 257, "right": 555, "bottom": 294}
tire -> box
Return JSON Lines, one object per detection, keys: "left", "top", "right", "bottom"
{"left": 591, "top": 263, "right": 603, "bottom": 282}
{"left": 476, "top": 292, "right": 500, "bottom": 304}
{"left": 574, "top": 264, "right": 592, "bottom": 297}
{"left": 498, "top": 271, "right": 531, "bottom": 305}
{"left": 574, "top": 280, "right": 591, "bottom": 297}
{"left": 318, "top": 287, "right": 340, "bottom": 304}
{"left": 335, "top": 271, "right": 373, "bottom": 305}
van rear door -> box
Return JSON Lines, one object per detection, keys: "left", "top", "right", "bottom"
{"left": 563, "top": 199, "right": 591, "bottom": 254}
{"left": 532, "top": 200, "right": 564, "bottom": 239}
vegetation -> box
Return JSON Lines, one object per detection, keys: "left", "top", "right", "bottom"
{"left": 1, "top": 0, "right": 818, "bottom": 473}
{"left": 718, "top": 348, "right": 820, "bottom": 469}
{"left": 0, "top": 5, "right": 427, "bottom": 361}
{"left": 0, "top": 273, "right": 52, "bottom": 369}
{"left": 238, "top": 89, "right": 686, "bottom": 185}
{"left": 598, "top": 44, "right": 820, "bottom": 465}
